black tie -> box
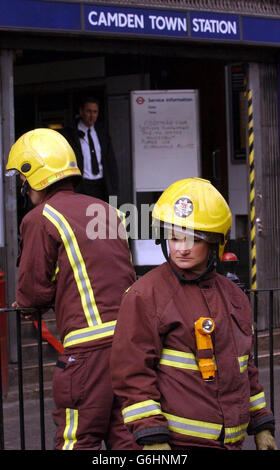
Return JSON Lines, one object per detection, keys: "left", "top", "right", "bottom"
{"left": 87, "top": 128, "right": 99, "bottom": 175}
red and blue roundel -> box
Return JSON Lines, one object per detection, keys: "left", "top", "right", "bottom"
{"left": 136, "top": 96, "right": 145, "bottom": 105}
{"left": 174, "top": 198, "right": 194, "bottom": 218}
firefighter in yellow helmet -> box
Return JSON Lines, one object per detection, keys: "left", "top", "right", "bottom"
{"left": 152, "top": 177, "right": 232, "bottom": 282}
{"left": 111, "top": 178, "right": 277, "bottom": 450}
{"left": 6, "top": 128, "right": 139, "bottom": 450}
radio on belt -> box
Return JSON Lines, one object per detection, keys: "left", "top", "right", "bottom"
{"left": 194, "top": 317, "right": 215, "bottom": 381}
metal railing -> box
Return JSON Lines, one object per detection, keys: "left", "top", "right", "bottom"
{"left": 0, "top": 290, "right": 279, "bottom": 450}
{"left": 0, "top": 307, "right": 46, "bottom": 450}
{"left": 246, "top": 287, "right": 280, "bottom": 416}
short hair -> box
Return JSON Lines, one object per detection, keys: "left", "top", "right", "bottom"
{"left": 79, "top": 96, "right": 100, "bottom": 109}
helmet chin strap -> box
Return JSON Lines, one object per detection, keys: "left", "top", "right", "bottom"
{"left": 21, "top": 179, "right": 30, "bottom": 209}
{"left": 160, "top": 238, "right": 218, "bottom": 284}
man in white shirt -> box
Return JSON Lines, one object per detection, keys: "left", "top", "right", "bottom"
{"left": 61, "top": 97, "right": 119, "bottom": 201}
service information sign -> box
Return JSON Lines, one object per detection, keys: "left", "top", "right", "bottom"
{"left": 130, "top": 89, "right": 200, "bottom": 266}
{"left": 131, "top": 90, "right": 200, "bottom": 192}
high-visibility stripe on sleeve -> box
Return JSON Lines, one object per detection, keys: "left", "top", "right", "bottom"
{"left": 164, "top": 412, "right": 247, "bottom": 443}
{"left": 43, "top": 204, "right": 101, "bottom": 327}
{"left": 62, "top": 408, "right": 78, "bottom": 450}
{"left": 238, "top": 355, "right": 249, "bottom": 373}
{"left": 163, "top": 412, "right": 222, "bottom": 440}
{"left": 224, "top": 423, "right": 248, "bottom": 443}
{"left": 250, "top": 392, "right": 266, "bottom": 412}
{"left": 122, "top": 400, "right": 162, "bottom": 424}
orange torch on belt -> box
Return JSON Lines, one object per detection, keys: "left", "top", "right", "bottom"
{"left": 194, "top": 317, "right": 215, "bottom": 381}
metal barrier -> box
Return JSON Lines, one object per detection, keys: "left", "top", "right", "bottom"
{"left": 246, "top": 287, "right": 280, "bottom": 416}
{"left": 0, "top": 290, "right": 279, "bottom": 450}
{"left": 0, "top": 307, "right": 45, "bottom": 450}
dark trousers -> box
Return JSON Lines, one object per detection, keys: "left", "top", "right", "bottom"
{"left": 52, "top": 348, "right": 139, "bottom": 450}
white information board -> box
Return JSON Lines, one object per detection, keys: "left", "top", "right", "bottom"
{"left": 130, "top": 89, "right": 201, "bottom": 266}
{"left": 131, "top": 89, "right": 200, "bottom": 192}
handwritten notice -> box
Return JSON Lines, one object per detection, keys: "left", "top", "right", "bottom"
{"left": 140, "top": 118, "right": 192, "bottom": 150}
{"left": 131, "top": 90, "right": 200, "bottom": 191}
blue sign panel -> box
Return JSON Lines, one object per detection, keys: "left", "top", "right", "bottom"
{"left": 84, "top": 5, "right": 188, "bottom": 37}
{"left": 190, "top": 11, "right": 240, "bottom": 40}
{"left": 0, "top": 0, "right": 80, "bottom": 30}
{"left": 1, "top": 0, "right": 280, "bottom": 47}
{"left": 242, "top": 16, "right": 280, "bottom": 44}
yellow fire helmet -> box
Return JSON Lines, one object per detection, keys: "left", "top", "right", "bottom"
{"left": 152, "top": 177, "right": 232, "bottom": 259}
{"left": 6, "top": 128, "right": 81, "bottom": 190}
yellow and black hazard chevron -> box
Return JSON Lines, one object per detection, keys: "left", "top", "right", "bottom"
{"left": 248, "top": 89, "right": 257, "bottom": 290}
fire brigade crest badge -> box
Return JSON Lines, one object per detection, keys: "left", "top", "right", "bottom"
{"left": 174, "top": 198, "right": 193, "bottom": 218}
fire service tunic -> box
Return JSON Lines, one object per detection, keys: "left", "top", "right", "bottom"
{"left": 111, "top": 262, "right": 274, "bottom": 450}
{"left": 16, "top": 182, "right": 136, "bottom": 351}
{"left": 16, "top": 182, "right": 137, "bottom": 449}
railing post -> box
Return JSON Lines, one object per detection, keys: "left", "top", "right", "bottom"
{"left": 269, "top": 290, "right": 274, "bottom": 415}
{"left": 253, "top": 290, "right": 259, "bottom": 367}
{"left": 0, "top": 351, "right": 4, "bottom": 450}
{"left": 36, "top": 311, "right": 45, "bottom": 450}
{"left": 16, "top": 310, "right": 25, "bottom": 450}
{"left": 0, "top": 271, "right": 8, "bottom": 396}
{"left": 0, "top": 306, "right": 51, "bottom": 450}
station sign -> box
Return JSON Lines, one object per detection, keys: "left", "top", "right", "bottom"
{"left": 1, "top": 0, "right": 280, "bottom": 46}
{"left": 189, "top": 12, "right": 239, "bottom": 40}
{"left": 84, "top": 5, "right": 188, "bottom": 37}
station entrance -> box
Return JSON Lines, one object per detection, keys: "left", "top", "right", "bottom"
{"left": 13, "top": 45, "right": 249, "bottom": 282}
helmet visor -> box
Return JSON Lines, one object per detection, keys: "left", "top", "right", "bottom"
{"left": 5, "top": 169, "right": 19, "bottom": 177}
{"left": 167, "top": 226, "right": 195, "bottom": 250}
{"left": 153, "top": 219, "right": 223, "bottom": 244}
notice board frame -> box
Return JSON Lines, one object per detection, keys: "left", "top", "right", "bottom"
{"left": 130, "top": 89, "right": 201, "bottom": 266}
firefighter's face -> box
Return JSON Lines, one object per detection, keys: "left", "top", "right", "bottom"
{"left": 19, "top": 174, "right": 46, "bottom": 206}
{"left": 79, "top": 102, "right": 99, "bottom": 127}
{"left": 168, "top": 230, "right": 210, "bottom": 274}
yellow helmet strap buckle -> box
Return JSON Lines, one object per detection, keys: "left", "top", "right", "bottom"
{"left": 159, "top": 236, "right": 218, "bottom": 284}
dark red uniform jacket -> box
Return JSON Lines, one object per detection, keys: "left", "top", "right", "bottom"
{"left": 111, "top": 262, "right": 274, "bottom": 449}
{"left": 16, "top": 182, "right": 136, "bottom": 352}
